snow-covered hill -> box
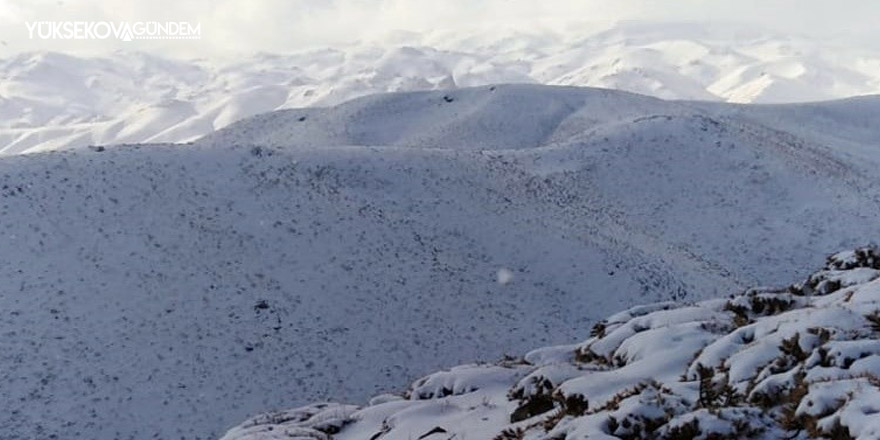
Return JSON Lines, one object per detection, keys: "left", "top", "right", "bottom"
{"left": 222, "top": 246, "right": 880, "bottom": 440}
{"left": 202, "top": 84, "right": 880, "bottom": 290}
{"left": 2, "top": 85, "right": 880, "bottom": 439}
{"left": 4, "top": 21, "right": 880, "bottom": 154}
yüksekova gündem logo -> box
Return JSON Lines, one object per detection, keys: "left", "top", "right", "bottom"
{"left": 26, "top": 21, "right": 201, "bottom": 41}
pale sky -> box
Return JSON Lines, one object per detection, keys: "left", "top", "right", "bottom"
{"left": 1, "top": 0, "right": 878, "bottom": 59}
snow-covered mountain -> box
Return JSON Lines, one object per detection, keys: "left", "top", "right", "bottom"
{"left": 222, "top": 246, "right": 880, "bottom": 440}
{"left": 2, "top": 84, "right": 880, "bottom": 439}
{"left": 3, "top": 21, "right": 880, "bottom": 154}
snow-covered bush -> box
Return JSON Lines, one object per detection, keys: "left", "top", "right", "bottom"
{"left": 222, "top": 246, "right": 880, "bottom": 439}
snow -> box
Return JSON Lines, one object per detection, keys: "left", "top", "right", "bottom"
{"left": 497, "top": 268, "right": 515, "bottom": 285}
{"left": 2, "top": 84, "right": 880, "bottom": 438}
{"left": 4, "top": 22, "right": 880, "bottom": 154}
{"left": 409, "top": 364, "right": 529, "bottom": 399}
{"left": 224, "top": 246, "right": 880, "bottom": 439}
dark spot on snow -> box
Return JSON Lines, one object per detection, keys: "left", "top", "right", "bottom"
{"left": 298, "top": 116, "right": 307, "bottom": 122}
{"left": 89, "top": 145, "right": 105, "bottom": 152}
{"left": 254, "top": 300, "right": 270, "bottom": 311}
{"left": 417, "top": 426, "right": 447, "bottom": 439}
{"left": 443, "top": 95, "right": 454, "bottom": 103}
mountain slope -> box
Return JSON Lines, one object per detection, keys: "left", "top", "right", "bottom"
{"left": 0, "top": 141, "right": 654, "bottom": 439}
{"left": 200, "top": 84, "right": 880, "bottom": 289}
{"left": 222, "top": 246, "right": 880, "bottom": 440}
{"left": 3, "top": 21, "right": 880, "bottom": 154}
{"left": 1, "top": 85, "right": 879, "bottom": 439}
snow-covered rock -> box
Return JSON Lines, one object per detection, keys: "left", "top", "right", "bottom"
{"left": 223, "top": 246, "right": 880, "bottom": 440}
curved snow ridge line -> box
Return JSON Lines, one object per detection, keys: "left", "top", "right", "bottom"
{"left": 222, "top": 246, "right": 880, "bottom": 440}
{"left": 7, "top": 20, "right": 880, "bottom": 154}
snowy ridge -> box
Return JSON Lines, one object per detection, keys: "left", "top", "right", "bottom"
{"left": 222, "top": 246, "right": 880, "bottom": 440}
{"left": 4, "top": 21, "right": 880, "bottom": 154}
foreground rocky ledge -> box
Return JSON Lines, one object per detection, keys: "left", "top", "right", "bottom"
{"left": 222, "top": 247, "right": 880, "bottom": 440}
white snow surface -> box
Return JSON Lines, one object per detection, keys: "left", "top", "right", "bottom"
{"left": 223, "top": 246, "right": 880, "bottom": 440}
{"left": 1, "top": 84, "right": 880, "bottom": 439}
{"left": 4, "top": 21, "right": 880, "bottom": 154}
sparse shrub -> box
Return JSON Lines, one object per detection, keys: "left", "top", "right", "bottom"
{"left": 730, "top": 418, "right": 765, "bottom": 438}
{"left": 749, "top": 296, "right": 793, "bottom": 316}
{"left": 816, "top": 347, "right": 834, "bottom": 368}
{"left": 541, "top": 408, "right": 566, "bottom": 432}
{"left": 807, "top": 327, "right": 832, "bottom": 344}
{"left": 664, "top": 419, "right": 701, "bottom": 440}
{"left": 723, "top": 301, "right": 750, "bottom": 327}
{"left": 816, "top": 279, "right": 842, "bottom": 295}
{"left": 610, "top": 414, "right": 670, "bottom": 440}
{"left": 779, "top": 371, "right": 809, "bottom": 432}
{"left": 827, "top": 246, "right": 880, "bottom": 270}
{"left": 749, "top": 391, "right": 774, "bottom": 409}
{"left": 695, "top": 364, "right": 739, "bottom": 410}
{"left": 788, "top": 283, "right": 805, "bottom": 296}
{"left": 510, "top": 385, "right": 555, "bottom": 422}
{"left": 865, "top": 310, "right": 880, "bottom": 333}
{"left": 779, "top": 333, "right": 808, "bottom": 363}
{"left": 493, "top": 427, "right": 524, "bottom": 440}
{"left": 574, "top": 347, "right": 611, "bottom": 366}
{"left": 562, "top": 393, "right": 589, "bottom": 416}
{"left": 823, "top": 420, "right": 855, "bottom": 440}
{"left": 607, "top": 416, "right": 619, "bottom": 433}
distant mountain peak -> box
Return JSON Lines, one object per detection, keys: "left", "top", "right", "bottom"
{"left": 3, "top": 22, "right": 880, "bottom": 154}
